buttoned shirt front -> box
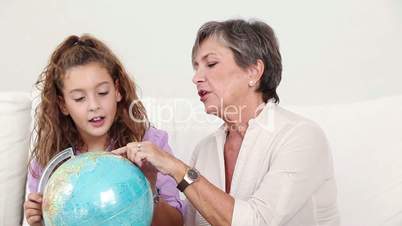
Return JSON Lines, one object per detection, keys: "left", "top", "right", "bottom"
{"left": 184, "top": 102, "right": 340, "bottom": 226}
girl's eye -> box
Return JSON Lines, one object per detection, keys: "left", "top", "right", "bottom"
{"left": 99, "top": 91, "right": 109, "bottom": 96}
{"left": 74, "top": 97, "right": 85, "bottom": 102}
{"left": 207, "top": 62, "right": 217, "bottom": 68}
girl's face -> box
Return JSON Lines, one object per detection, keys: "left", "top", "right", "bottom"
{"left": 60, "top": 62, "right": 122, "bottom": 144}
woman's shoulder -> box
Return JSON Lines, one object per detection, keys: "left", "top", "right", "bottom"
{"left": 271, "top": 105, "right": 324, "bottom": 134}
{"left": 273, "top": 106, "right": 329, "bottom": 149}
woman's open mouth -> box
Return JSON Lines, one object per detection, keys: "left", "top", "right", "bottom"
{"left": 198, "top": 90, "right": 210, "bottom": 102}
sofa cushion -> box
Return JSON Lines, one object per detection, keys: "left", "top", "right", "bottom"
{"left": 0, "top": 92, "right": 32, "bottom": 226}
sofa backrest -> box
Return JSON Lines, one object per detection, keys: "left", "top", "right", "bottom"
{"left": 287, "top": 95, "right": 402, "bottom": 226}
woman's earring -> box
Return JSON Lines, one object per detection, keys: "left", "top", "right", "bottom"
{"left": 248, "top": 81, "right": 255, "bottom": 87}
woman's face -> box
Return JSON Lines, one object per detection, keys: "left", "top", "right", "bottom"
{"left": 192, "top": 38, "right": 251, "bottom": 118}
{"left": 59, "top": 62, "right": 122, "bottom": 143}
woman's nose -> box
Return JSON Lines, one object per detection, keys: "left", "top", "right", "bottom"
{"left": 192, "top": 69, "right": 205, "bottom": 85}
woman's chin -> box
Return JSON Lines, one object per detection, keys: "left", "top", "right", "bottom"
{"left": 203, "top": 103, "right": 217, "bottom": 114}
{"left": 205, "top": 110, "right": 218, "bottom": 116}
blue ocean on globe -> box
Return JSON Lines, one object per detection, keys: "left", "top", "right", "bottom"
{"left": 42, "top": 151, "right": 153, "bottom": 226}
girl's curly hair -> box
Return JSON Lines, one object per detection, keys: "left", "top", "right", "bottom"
{"left": 31, "top": 34, "right": 149, "bottom": 173}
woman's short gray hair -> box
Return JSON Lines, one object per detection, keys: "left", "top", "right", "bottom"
{"left": 192, "top": 19, "right": 282, "bottom": 103}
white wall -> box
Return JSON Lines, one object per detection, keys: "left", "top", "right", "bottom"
{"left": 0, "top": 0, "right": 401, "bottom": 105}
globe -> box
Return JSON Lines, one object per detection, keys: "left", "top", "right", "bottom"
{"left": 42, "top": 151, "right": 153, "bottom": 226}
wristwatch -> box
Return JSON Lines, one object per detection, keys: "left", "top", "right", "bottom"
{"left": 177, "top": 167, "right": 200, "bottom": 192}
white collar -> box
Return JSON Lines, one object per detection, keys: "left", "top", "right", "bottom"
{"left": 215, "top": 99, "right": 277, "bottom": 137}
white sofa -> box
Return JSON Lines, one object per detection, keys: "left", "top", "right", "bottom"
{"left": 1, "top": 92, "right": 401, "bottom": 226}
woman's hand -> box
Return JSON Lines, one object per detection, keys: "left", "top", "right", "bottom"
{"left": 24, "top": 193, "right": 43, "bottom": 226}
{"left": 111, "top": 141, "right": 185, "bottom": 181}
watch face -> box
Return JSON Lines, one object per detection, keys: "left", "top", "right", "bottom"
{"left": 188, "top": 169, "right": 199, "bottom": 180}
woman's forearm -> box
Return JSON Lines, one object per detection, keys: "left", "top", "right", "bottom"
{"left": 185, "top": 176, "right": 234, "bottom": 226}
{"left": 171, "top": 160, "right": 235, "bottom": 226}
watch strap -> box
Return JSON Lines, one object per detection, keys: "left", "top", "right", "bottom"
{"left": 177, "top": 179, "right": 190, "bottom": 192}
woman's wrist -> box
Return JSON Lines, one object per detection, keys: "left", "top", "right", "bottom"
{"left": 169, "top": 159, "right": 188, "bottom": 183}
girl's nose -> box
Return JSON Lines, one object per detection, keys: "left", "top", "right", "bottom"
{"left": 88, "top": 95, "right": 101, "bottom": 112}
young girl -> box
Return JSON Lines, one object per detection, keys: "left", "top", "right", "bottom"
{"left": 23, "top": 35, "right": 183, "bottom": 226}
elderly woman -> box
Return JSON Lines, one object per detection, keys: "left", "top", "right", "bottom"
{"left": 114, "top": 19, "right": 340, "bottom": 226}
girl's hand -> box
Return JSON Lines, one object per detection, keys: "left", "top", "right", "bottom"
{"left": 139, "top": 160, "right": 158, "bottom": 192}
{"left": 24, "top": 193, "right": 43, "bottom": 226}
{"left": 111, "top": 141, "right": 183, "bottom": 178}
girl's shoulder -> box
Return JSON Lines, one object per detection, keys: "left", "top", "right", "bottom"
{"left": 143, "top": 126, "right": 169, "bottom": 147}
{"left": 29, "top": 157, "right": 43, "bottom": 174}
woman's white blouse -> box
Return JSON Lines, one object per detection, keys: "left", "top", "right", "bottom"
{"left": 184, "top": 102, "right": 340, "bottom": 226}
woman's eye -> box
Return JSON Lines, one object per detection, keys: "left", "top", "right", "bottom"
{"left": 74, "top": 97, "right": 85, "bottom": 102}
{"left": 99, "top": 92, "right": 109, "bottom": 96}
{"left": 207, "top": 62, "right": 217, "bottom": 68}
